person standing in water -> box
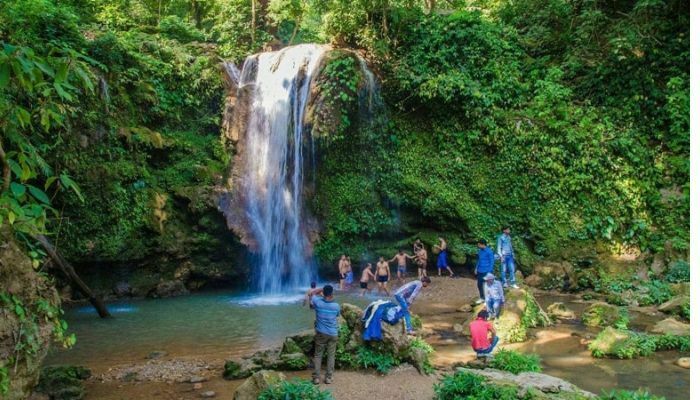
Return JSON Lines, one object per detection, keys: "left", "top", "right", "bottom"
{"left": 497, "top": 227, "right": 519, "bottom": 288}
{"left": 303, "top": 281, "right": 317, "bottom": 308}
{"left": 338, "top": 255, "right": 348, "bottom": 290}
{"left": 375, "top": 257, "right": 391, "bottom": 296}
{"left": 359, "top": 263, "right": 375, "bottom": 297}
{"left": 393, "top": 277, "right": 431, "bottom": 335}
{"left": 474, "top": 239, "right": 494, "bottom": 304}
{"left": 388, "top": 250, "right": 414, "bottom": 284}
{"left": 344, "top": 257, "right": 354, "bottom": 289}
{"left": 436, "top": 237, "right": 455, "bottom": 277}
{"left": 307, "top": 285, "right": 341, "bottom": 385}
{"left": 415, "top": 245, "right": 428, "bottom": 279}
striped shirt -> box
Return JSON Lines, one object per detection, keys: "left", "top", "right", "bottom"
{"left": 311, "top": 296, "right": 341, "bottom": 336}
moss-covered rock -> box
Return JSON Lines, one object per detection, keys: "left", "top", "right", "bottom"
{"left": 649, "top": 318, "right": 689, "bottom": 336}
{"left": 546, "top": 302, "right": 576, "bottom": 321}
{"left": 581, "top": 302, "right": 622, "bottom": 327}
{"left": 232, "top": 370, "right": 286, "bottom": 400}
{"left": 658, "top": 295, "right": 690, "bottom": 316}
{"left": 223, "top": 359, "right": 260, "bottom": 380}
{"left": 35, "top": 366, "right": 91, "bottom": 400}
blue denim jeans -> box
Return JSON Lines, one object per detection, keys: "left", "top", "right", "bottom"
{"left": 501, "top": 254, "right": 516, "bottom": 285}
{"left": 394, "top": 294, "right": 413, "bottom": 332}
{"left": 475, "top": 335, "right": 500, "bottom": 356}
{"left": 486, "top": 298, "right": 503, "bottom": 317}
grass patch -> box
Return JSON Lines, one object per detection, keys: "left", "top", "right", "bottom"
{"left": 258, "top": 378, "right": 334, "bottom": 400}
{"left": 490, "top": 350, "right": 542, "bottom": 374}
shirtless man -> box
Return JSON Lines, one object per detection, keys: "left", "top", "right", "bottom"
{"left": 416, "top": 246, "right": 428, "bottom": 279}
{"left": 436, "top": 237, "right": 455, "bottom": 277}
{"left": 359, "top": 263, "right": 375, "bottom": 297}
{"left": 345, "top": 257, "right": 354, "bottom": 289}
{"left": 388, "top": 250, "right": 414, "bottom": 284}
{"left": 338, "top": 255, "right": 349, "bottom": 290}
{"left": 374, "top": 257, "right": 391, "bottom": 296}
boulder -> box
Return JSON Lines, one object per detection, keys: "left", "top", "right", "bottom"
{"left": 527, "top": 261, "right": 578, "bottom": 291}
{"left": 467, "top": 288, "right": 550, "bottom": 343}
{"left": 223, "top": 359, "right": 259, "bottom": 380}
{"left": 249, "top": 347, "right": 282, "bottom": 369}
{"left": 0, "top": 228, "right": 63, "bottom": 400}
{"left": 112, "top": 281, "right": 133, "bottom": 298}
{"left": 649, "top": 318, "right": 690, "bottom": 336}
{"left": 456, "top": 368, "right": 596, "bottom": 398}
{"left": 658, "top": 295, "right": 690, "bottom": 316}
{"left": 546, "top": 302, "right": 576, "bottom": 321}
{"left": 284, "top": 330, "right": 315, "bottom": 355}
{"left": 281, "top": 337, "right": 303, "bottom": 355}
{"left": 232, "top": 370, "right": 285, "bottom": 400}
{"left": 278, "top": 353, "right": 309, "bottom": 370}
{"left": 675, "top": 357, "right": 690, "bottom": 369}
{"left": 148, "top": 280, "right": 189, "bottom": 298}
{"left": 581, "top": 302, "right": 621, "bottom": 327}
{"left": 340, "top": 303, "right": 363, "bottom": 330}
{"left": 588, "top": 327, "right": 631, "bottom": 356}
{"left": 35, "top": 366, "right": 91, "bottom": 400}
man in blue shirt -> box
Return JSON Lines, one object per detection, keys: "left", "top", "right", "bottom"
{"left": 474, "top": 239, "right": 494, "bottom": 304}
{"left": 497, "top": 226, "right": 519, "bottom": 289}
{"left": 308, "top": 285, "right": 341, "bottom": 385}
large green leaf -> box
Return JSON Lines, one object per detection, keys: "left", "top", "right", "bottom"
{"left": 10, "top": 182, "right": 26, "bottom": 198}
{"left": 27, "top": 184, "right": 51, "bottom": 205}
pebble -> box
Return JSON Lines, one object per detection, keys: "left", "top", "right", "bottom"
{"left": 200, "top": 391, "right": 216, "bottom": 398}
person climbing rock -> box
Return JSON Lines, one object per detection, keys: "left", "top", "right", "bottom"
{"left": 307, "top": 285, "right": 340, "bottom": 385}
{"left": 436, "top": 237, "right": 455, "bottom": 277}
{"left": 388, "top": 250, "right": 414, "bottom": 284}
{"left": 359, "top": 263, "right": 375, "bottom": 297}
{"left": 483, "top": 273, "right": 505, "bottom": 319}
{"left": 393, "top": 277, "right": 431, "bottom": 335}
{"left": 469, "top": 309, "right": 499, "bottom": 359}
{"left": 375, "top": 257, "right": 391, "bottom": 296}
{"left": 497, "top": 226, "right": 519, "bottom": 288}
{"left": 474, "top": 239, "right": 495, "bottom": 304}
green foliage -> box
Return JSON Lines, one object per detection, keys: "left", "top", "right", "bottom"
{"left": 665, "top": 260, "right": 690, "bottom": 283}
{"left": 599, "top": 389, "right": 665, "bottom": 400}
{"left": 258, "top": 378, "right": 334, "bottom": 400}
{"left": 408, "top": 337, "right": 435, "bottom": 373}
{"left": 489, "top": 350, "right": 541, "bottom": 374}
{"left": 433, "top": 371, "right": 523, "bottom": 400}
{"left": 36, "top": 365, "right": 91, "bottom": 400}
{"left": 355, "top": 345, "right": 400, "bottom": 374}
{"left": 0, "top": 365, "right": 8, "bottom": 395}
{"left": 589, "top": 328, "right": 689, "bottom": 359}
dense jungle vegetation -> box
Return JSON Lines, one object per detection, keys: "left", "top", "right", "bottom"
{"left": 0, "top": 0, "right": 689, "bottom": 279}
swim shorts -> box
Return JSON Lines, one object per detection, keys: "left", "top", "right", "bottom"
{"left": 398, "top": 265, "right": 407, "bottom": 274}
{"left": 377, "top": 275, "right": 388, "bottom": 283}
{"left": 360, "top": 282, "right": 368, "bottom": 289}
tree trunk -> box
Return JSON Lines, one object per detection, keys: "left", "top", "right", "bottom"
{"left": 0, "top": 138, "right": 10, "bottom": 192}
{"left": 34, "top": 234, "right": 111, "bottom": 318}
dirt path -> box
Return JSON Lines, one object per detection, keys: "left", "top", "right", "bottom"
{"left": 81, "top": 276, "right": 481, "bottom": 400}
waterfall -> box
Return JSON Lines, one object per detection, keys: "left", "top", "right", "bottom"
{"left": 228, "top": 44, "right": 326, "bottom": 294}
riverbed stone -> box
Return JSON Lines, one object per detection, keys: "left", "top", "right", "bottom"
{"left": 581, "top": 302, "right": 621, "bottom": 327}
{"left": 232, "top": 370, "right": 285, "bottom": 400}
{"left": 223, "top": 359, "right": 259, "bottom": 380}
{"left": 546, "top": 302, "right": 576, "bottom": 321}
{"left": 649, "top": 318, "right": 690, "bottom": 336}
{"left": 675, "top": 357, "right": 690, "bottom": 369}
{"left": 658, "top": 295, "right": 690, "bottom": 316}
{"left": 456, "top": 367, "right": 596, "bottom": 398}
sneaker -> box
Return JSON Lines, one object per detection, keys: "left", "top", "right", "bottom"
{"left": 312, "top": 377, "right": 320, "bottom": 385}
{"left": 475, "top": 299, "right": 484, "bottom": 305}
{"left": 324, "top": 377, "right": 333, "bottom": 384}
{"left": 511, "top": 284, "right": 520, "bottom": 289}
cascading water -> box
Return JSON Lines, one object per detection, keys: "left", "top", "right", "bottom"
{"left": 225, "top": 44, "right": 326, "bottom": 294}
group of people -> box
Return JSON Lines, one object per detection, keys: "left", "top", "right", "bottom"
{"left": 305, "top": 227, "right": 519, "bottom": 384}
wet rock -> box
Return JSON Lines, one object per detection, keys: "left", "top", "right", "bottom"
{"left": 148, "top": 280, "right": 189, "bottom": 298}
{"left": 675, "top": 357, "right": 690, "bottom": 369}
{"left": 223, "top": 359, "right": 259, "bottom": 380}
{"left": 658, "top": 295, "right": 690, "bottom": 316}
{"left": 581, "top": 302, "right": 621, "bottom": 327}
{"left": 649, "top": 318, "right": 689, "bottom": 336}
{"left": 232, "top": 370, "right": 285, "bottom": 400}
{"left": 113, "top": 281, "right": 133, "bottom": 298}
{"left": 456, "top": 367, "right": 595, "bottom": 398}
{"left": 201, "top": 391, "right": 216, "bottom": 398}
{"left": 0, "top": 227, "right": 62, "bottom": 400}
{"left": 146, "top": 351, "right": 168, "bottom": 360}
{"left": 546, "top": 302, "right": 576, "bottom": 320}
{"left": 35, "top": 366, "right": 91, "bottom": 400}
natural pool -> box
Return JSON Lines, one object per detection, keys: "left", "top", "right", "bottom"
{"left": 47, "top": 290, "right": 689, "bottom": 399}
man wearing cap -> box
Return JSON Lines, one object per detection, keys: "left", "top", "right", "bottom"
{"left": 469, "top": 309, "right": 500, "bottom": 359}
{"left": 474, "top": 239, "right": 495, "bottom": 304}
{"left": 483, "top": 273, "right": 505, "bottom": 319}
{"left": 307, "top": 285, "right": 341, "bottom": 385}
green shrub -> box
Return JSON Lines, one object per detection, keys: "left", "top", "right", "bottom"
{"left": 408, "top": 337, "right": 435, "bottom": 373}
{"left": 433, "top": 371, "right": 522, "bottom": 400}
{"left": 590, "top": 328, "right": 690, "bottom": 359}
{"left": 680, "top": 301, "right": 690, "bottom": 320}
{"left": 665, "top": 260, "right": 690, "bottom": 283}
{"left": 258, "top": 378, "right": 334, "bottom": 400}
{"left": 599, "top": 389, "right": 665, "bottom": 400}
{"left": 637, "top": 281, "right": 672, "bottom": 306}
{"left": 490, "top": 350, "right": 542, "bottom": 374}
{"left": 355, "top": 346, "right": 400, "bottom": 374}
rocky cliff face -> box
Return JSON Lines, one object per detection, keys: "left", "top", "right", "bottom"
{"left": 0, "top": 228, "right": 61, "bottom": 400}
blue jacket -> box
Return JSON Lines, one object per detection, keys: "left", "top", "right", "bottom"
{"left": 476, "top": 246, "right": 495, "bottom": 273}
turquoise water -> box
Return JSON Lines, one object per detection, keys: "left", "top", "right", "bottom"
{"left": 47, "top": 290, "right": 366, "bottom": 366}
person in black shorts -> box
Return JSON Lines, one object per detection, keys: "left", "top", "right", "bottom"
{"left": 359, "top": 263, "right": 375, "bottom": 297}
